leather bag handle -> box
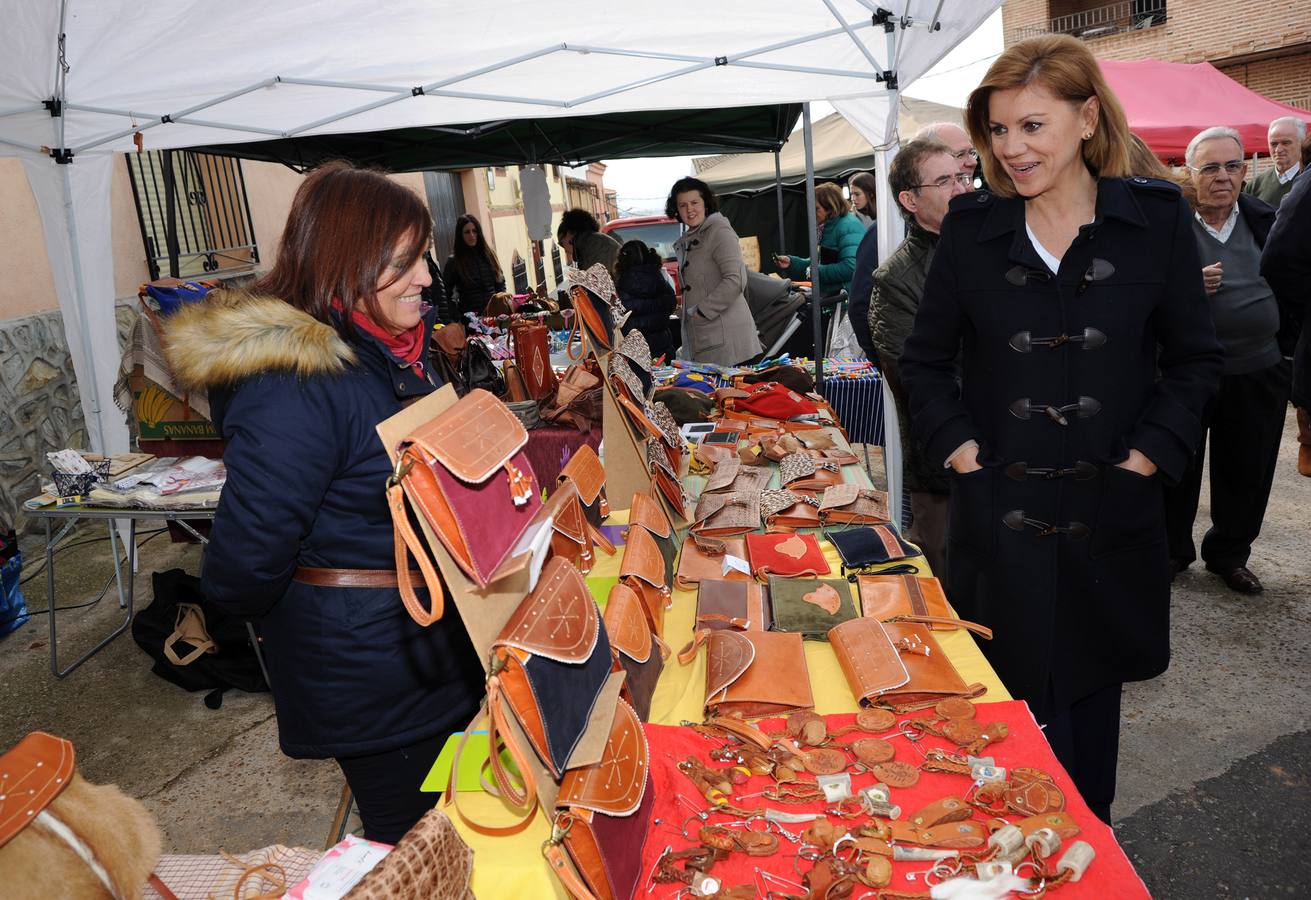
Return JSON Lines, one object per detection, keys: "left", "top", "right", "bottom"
{"left": 163, "top": 604, "right": 216, "bottom": 666}
{"left": 883, "top": 614, "right": 993, "bottom": 640}
{"left": 442, "top": 682, "right": 541, "bottom": 838}
{"left": 386, "top": 477, "right": 446, "bottom": 626}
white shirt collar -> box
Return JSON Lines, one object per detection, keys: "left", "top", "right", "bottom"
{"left": 1195, "top": 204, "right": 1239, "bottom": 243}
{"left": 1277, "top": 161, "right": 1301, "bottom": 185}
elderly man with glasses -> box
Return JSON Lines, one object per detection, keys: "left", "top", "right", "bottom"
{"left": 914, "top": 121, "right": 982, "bottom": 187}
{"left": 868, "top": 138, "right": 973, "bottom": 576}
{"left": 1163, "top": 126, "right": 1289, "bottom": 595}
{"left": 1243, "top": 116, "right": 1307, "bottom": 208}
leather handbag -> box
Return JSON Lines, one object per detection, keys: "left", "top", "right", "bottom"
{"left": 857, "top": 575, "right": 954, "bottom": 627}
{"left": 343, "top": 808, "right": 474, "bottom": 899}
{"left": 502, "top": 361, "right": 531, "bottom": 403}
{"left": 829, "top": 618, "right": 987, "bottom": 711}
{"left": 543, "top": 364, "right": 603, "bottom": 432}
{"left": 544, "top": 699, "right": 654, "bottom": 900}
{"left": 674, "top": 536, "right": 751, "bottom": 591}
{"left": 512, "top": 320, "right": 558, "bottom": 401}
{"left": 779, "top": 452, "right": 844, "bottom": 493}
{"left": 703, "top": 459, "right": 772, "bottom": 495}
{"left": 628, "top": 490, "right": 678, "bottom": 585}
{"left": 818, "top": 483, "right": 890, "bottom": 525}
{"left": 645, "top": 440, "right": 688, "bottom": 516}
{"left": 608, "top": 354, "right": 651, "bottom": 404}
{"left": 827, "top": 617, "right": 910, "bottom": 707}
{"left": 722, "top": 381, "right": 819, "bottom": 421}
{"left": 619, "top": 523, "right": 671, "bottom": 635}
{"left": 692, "top": 490, "right": 762, "bottom": 539}
{"left": 558, "top": 445, "right": 609, "bottom": 528}
{"left": 603, "top": 583, "right": 665, "bottom": 721}
{"left": 767, "top": 575, "right": 857, "bottom": 639}
{"left": 704, "top": 629, "right": 814, "bottom": 718}
{"left": 745, "top": 532, "right": 831, "bottom": 579}
{"left": 568, "top": 282, "right": 618, "bottom": 357}
{"left": 828, "top": 523, "right": 924, "bottom": 575}
{"left": 387, "top": 389, "right": 543, "bottom": 622}
{"left": 550, "top": 481, "right": 615, "bottom": 574}
{"left": 760, "top": 489, "right": 821, "bottom": 530}
{"left": 696, "top": 578, "right": 771, "bottom": 632}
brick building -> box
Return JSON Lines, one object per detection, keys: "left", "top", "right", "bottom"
{"left": 1003, "top": 1, "right": 1311, "bottom": 112}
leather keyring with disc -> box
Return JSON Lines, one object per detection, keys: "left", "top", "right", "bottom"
{"left": 804, "top": 748, "right": 848, "bottom": 775}
{"left": 871, "top": 761, "right": 920, "bottom": 788}
{"left": 851, "top": 738, "right": 896, "bottom": 767}
{"left": 934, "top": 697, "right": 976, "bottom": 720}
{"left": 856, "top": 708, "right": 897, "bottom": 733}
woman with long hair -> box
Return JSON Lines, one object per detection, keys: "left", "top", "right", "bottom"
{"left": 775, "top": 181, "right": 866, "bottom": 301}
{"left": 443, "top": 213, "right": 505, "bottom": 318}
{"left": 900, "top": 35, "right": 1222, "bottom": 822}
{"left": 163, "top": 162, "right": 484, "bottom": 844}
{"left": 849, "top": 171, "right": 879, "bottom": 226}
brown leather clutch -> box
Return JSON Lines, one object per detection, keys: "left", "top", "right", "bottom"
{"left": 674, "top": 536, "right": 751, "bottom": 591}
{"left": 693, "top": 490, "right": 762, "bottom": 538}
{"left": 857, "top": 575, "right": 953, "bottom": 626}
{"left": 779, "top": 452, "right": 844, "bottom": 493}
{"left": 704, "top": 629, "right": 813, "bottom": 718}
{"left": 818, "top": 483, "right": 891, "bottom": 525}
{"left": 828, "top": 617, "right": 985, "bottom": 711}
{"left": 696, "top": 578, "right": 771, "bottom": 632}
{"left": 760, "top": 488, "right": 821, "bottom": 530}
{"left": 828, "top": 617, "right": 909, "bottom": 706}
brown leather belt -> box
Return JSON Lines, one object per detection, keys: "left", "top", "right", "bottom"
{"left": 293, "top": 566, "right": 423, "bottom": 588}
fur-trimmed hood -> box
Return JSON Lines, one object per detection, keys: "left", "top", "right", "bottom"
{"left": 163, "top": 290, "right": 356, "bottom": 390}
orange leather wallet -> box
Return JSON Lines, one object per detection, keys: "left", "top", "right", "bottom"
{"left": 704, "top": 629, "right": 813, "bottom": 718}
{"left": 674, "top": 536, "right": 751, "bottom": 591}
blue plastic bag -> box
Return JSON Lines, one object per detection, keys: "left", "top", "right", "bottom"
{"left": 1, "top": 531, "right": 29, "bottom": 636}
{"left": 144, "top": 282, "right": 214, "bottom": 316}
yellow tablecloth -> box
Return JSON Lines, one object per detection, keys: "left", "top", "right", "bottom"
{"left": 449, "top": 512, "right": 1009, "bottom": 898}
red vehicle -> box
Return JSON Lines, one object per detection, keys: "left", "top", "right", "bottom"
{"left": 601, "top": 215, "right": 684, "bottom": 303}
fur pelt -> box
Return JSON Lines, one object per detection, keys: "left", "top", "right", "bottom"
{"left": 162, "top": 290, "right": 356, "bottom": 390}
{"left": 0, "top": 772, "right": 162, "bottom": 900}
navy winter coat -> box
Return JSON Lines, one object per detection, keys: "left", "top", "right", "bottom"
{"left": 1261, "top": 169, "right": 1311, "bottom": 408}
{"left": 616, "top": 262, "right": 677, "bottom": 359}
{"left": 901, "top": 178, "right": 1223, "bottom": 715}
{"left": 164, "top": 292, "right": 484, "bottom": 759}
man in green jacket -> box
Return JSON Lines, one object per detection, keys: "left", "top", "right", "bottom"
{"left": 1243, "top": 117, "right": 1305, "bottom": 209}
{"left": 868, "top": 138, "right": 971, "bottom": 576}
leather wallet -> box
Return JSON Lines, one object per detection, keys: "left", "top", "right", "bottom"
{"left": 857, "top": 575, "right": 953, "bottom": 627}
{"left": 745, "top": 532, "right": 831, "bottom": 578}
{"left": 628, "top": 491, "right": 677, "bottom": 586}
{"left": 828, "top": 523, "right": 924, "bottom": 573}
{"left": 696, "top": 578, "right": 771, "bottom": 632}
{"left": 760, "top": 488, "right": 821, "bottom": 530}
{"left": 779, "top": 452, "right": 844, "bottom": 493}
{"left": 704, "top": 629, "right": 813, "bottom": 718}
{"left": 620, "top": 522, "right": 672, "bottom": 634}
{"left": 704, "top": 459, "right": 772, "bottom": 495}
{"left": 874, "top": 620, "right": 979, "bottom": 709}
{"left": 767, "top": 575, "right": 857, "bottom": 639}
{"left": 675, "top": 536, "right": 751, "bottom": 590}
{"left": 693, "top": 490, "right": 762, "bottom": 538}
{"left": 828, "top": 617, "right": 910, "bottom": 705}
{"left": 604, "top": 582, "right": 664, "bottom": 721}
{"left": 818, "top": 483, "right": 891, "bottom": 525}
{"left": 558, "top": 444, "right": 609, "bottom": 528}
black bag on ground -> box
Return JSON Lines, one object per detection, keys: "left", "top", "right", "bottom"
{"left": 131, "top": 568, "right": 268, "bottom": 707}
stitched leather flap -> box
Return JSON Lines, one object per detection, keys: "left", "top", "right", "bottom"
{"left": 0, "top": 732, "right": 75, "bottom": 846}
{"left": 551, "top": 482, "right": 587, "bottom": 545}
{"left": 406, "top": 389, "right": 528, "bottom": 484}
{"left": 693, "top": 490, "right": 761, "bottom": 535}
{"left": 557, "top": 699, "right": 649, "bottom": 816}
{"left": 495, "top": 557, "right": 599, "bottom": 664}
{"left": 880, "top": 621, "right": 968, "bottom": 697}
{"left": 828, "top": 617, "right": 910, "bottom": 702}
{"left": 705, "top": 630, "right": 755, "bottom": 698}
{"left": 779, "top": 452, "right": 816, "bottom": 484}
{"left": 705, "top": 459, "right": 742, "bottom": 494}
{"left": 645, "top": 439, "right": 678, "bottom": 480}
{"left": 609, "top": 354, "right": 648, "bottom": 402}
{"left": 559, "top": 445, "right": 605, "bottom": 506}
{"left": 629, "top": 491, "right": 672, "bottom": 539}
{"left": 604, "top": 583, "right": 652, "bottom": 663}
{"left": 616, "top": 329, "right": 653, "bottom": 372}
{"left": 819, "top": 483, "right": 861, "bottom": 511}
{"left": 676, "top": 536, "right": 750, "bottom": 589}
{"left": 858, "top": 575, "right": 950, "bottom": 620}
{"left": 620, "top": 524, "right": 666, "bottom": 587}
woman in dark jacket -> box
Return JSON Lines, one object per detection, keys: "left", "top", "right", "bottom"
{"left": 163, "top": 162, "right": 484, "bottom": 844}
{"left": 614, "top": 239, "right": 676, "bottom": 359}
{"left": 900, "top": 35, "right": 1222, "bottom": 822}
{"left": 443, "top": 214, "right": 505, "bottom": 318}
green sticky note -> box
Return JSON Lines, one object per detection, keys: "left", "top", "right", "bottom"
{"left": 421, "top": 731, "right": 521, "bottom": 793}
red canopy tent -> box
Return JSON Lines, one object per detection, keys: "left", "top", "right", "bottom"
{"left": 1100, "top": 59, "right": 1311, "bottom": 163}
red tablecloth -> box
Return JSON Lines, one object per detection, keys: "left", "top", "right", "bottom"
{"left": 523, "top": 424, "right": 602, "bottom": 487}
{"left": 639, "top": 701, "right": 1149, "bottom": 898}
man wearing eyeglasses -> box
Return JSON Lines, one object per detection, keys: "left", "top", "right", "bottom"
{"left": 868, "top": 138, "right": 973, "bottom": 576}
{"left": 1243, "top": 116, "right": 1307, "bottom": 209}
{"left": 1163, "top": 126, "right": 1288, "bottom": 595}
{"left": 914, "top": 121, "right": 982, "bottom": 188}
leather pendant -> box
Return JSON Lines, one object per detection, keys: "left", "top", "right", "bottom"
{"left": 935, "top": 697, "right": 976, "bottom": 720}
{"left": 871, "top": 760, "right": 920, "bottom": 788}
{"left": 1015, "top": 812, "right": 1081, "bottom": 840}
{"left": 865, "top": 855, "right": 893, "bottom": 888}
{"left": 1007, "top": 778, "right": 1066, "bottom": 816}
{"left": 803, "top": 748, "right": 848, "bottom": 775}
{"left": 786, "top": 710, "right": 828, "bottom": 747}
{"left": 941, "top": 718, "right": 985, "bottom": 745}
{"left": 851, "top": 738, "right": 895, "bottom": 767}
{"left": 802, "top": 583, "right": 842, "bottom": 615}
{"left": 907, "top": 796, "right": 972, "bottom": 829}
{"left": 855, "top": 708, "right": 897, "bottom": 733}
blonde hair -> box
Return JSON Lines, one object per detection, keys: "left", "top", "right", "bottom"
{"left": 966, "top": 35, "right": 1132, "bottom": 198}
{"left": 815, "top": 182, "right": 849, "bottom": 219}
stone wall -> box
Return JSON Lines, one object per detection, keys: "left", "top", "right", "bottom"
{"left": 0, "top": 304, "right": 136, "bottom": 531}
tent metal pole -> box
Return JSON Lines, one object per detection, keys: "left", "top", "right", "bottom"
{"left": 0, "top": 136, "right": 46, "bottom": 154}
{"left": 70, "top": 79, "right": 279, "bottom": 153}
{"left": 803, "top": 103, "right": 824, "bottom": 392}
{"left": 59, "top": 162, "right": 109, "bottom": 455}
{"left": 774, "top": 151, "right": 786, "bottom": 254}
{"left": 818, "top": 0, "right": 884, "bottom": 72}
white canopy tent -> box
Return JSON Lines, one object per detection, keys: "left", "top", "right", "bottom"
{"left": 1, "top": 0, "right": 999, "bottom": 499}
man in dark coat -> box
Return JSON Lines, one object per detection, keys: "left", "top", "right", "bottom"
{"left": 558, "top": 208, "right": 621, "bottom": 277}
{"left": 868, "top": 138, "right": 971, "bottom": 575}
{"left": 1260, "top": 157, "right": 1311, "bottom": 475}
{"left": 1163, "top": 127, "right": 1290, "bottom": 594}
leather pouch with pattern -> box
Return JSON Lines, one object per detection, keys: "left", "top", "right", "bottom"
{"left": 696, "top": 578, "right": 771, "bottom": 632}
{"left": 767, "top": 575, "right": 857, "bottom": 639}
{"left": 857, "top": 575, "right": 954, "bottom": 627}
{"left": 675, "top": 536, "right": 750, "bottom": 590}
{"left": 604, "top": 583, "right": 664, "bottom": 720}
{"left": 828, "top": 616, "right": 910, "bottom": 706}
{"left": 760, "top": 488, "right": 821, "bottom": 530}
{"left": 558, "top": 444, "right": 609, "bottom": 528}
{"left": 704, "top": 629, "right": 813, "bottom": 718}
{"left": 704, "top": 459, "right": 772, "bottom": 495}
{"left": 645, "top": 440, "right": 688, "bottom": 517}
{"left": 745, "top": 531, "right": 831, "bottom": 578}
{"left": 569, "top": 283, "right": 617, "bottom": 356}
{"left": 692, "top": 490, "right": 762, "bottom": 539}
{"left": 828, "top": 523, "right": 924, "bottom": 573}
{"left": 608, "top": 353, "right": 651, "bottom": 404}
{"left": 388, "top": 389, "right": 543, "bottom": 621}
{"left": 620, "top": 523, "right": 672, "bottom": 634}
{"left": 779, "top": 452, "right": 844, "bottom": 493}
{"left": 546, "top": 699, "right": 654, "bottom": 900}
{"left": 818, "top": 483, "right": 891, "bottom": 525}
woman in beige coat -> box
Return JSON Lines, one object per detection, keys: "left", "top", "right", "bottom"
{"left": 668, "top": 177, "right": 763, "bottom": 366}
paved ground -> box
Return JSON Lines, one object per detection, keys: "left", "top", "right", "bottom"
{"left": 0, "top": 416, "right": 1306, "bottom": 895}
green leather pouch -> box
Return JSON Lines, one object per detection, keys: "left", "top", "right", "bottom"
{"left": 767, "top": 575, "right": 858, "bottom": 640}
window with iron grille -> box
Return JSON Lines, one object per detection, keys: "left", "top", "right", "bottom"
{"left": 124, "top": 150, "right": 259, "bottom": 281}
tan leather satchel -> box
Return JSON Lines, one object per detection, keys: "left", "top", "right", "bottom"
{"left": 818, "top": 483, "right": 891, "bottom": 525}
{"left": 704, "top": 629, "right": 813, "bottom": 718}
{"left": 829, "top": 617, "right": 989, "bottom": 711}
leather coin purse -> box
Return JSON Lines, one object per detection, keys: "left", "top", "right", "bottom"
{"left": 779, "top": 452, "right": 844, "bottom": 493}
{"left": 674, "top": 535, "right": 751, "bottom": 591}
{"left": 818, "top": 483, "right": 891, "bottom": 525}
{"left": 745, "top": 532, "right": 831, "bottom": 579}
{"left": 828, "top": 523, "right": 924, "bottom": 574}
{"left": 767, "top": 575, "right": 857, "bottom": 639}
{"left": 704, "top": 629, "right": 814, "bottom": 718}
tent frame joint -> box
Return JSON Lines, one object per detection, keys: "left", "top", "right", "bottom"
{"left": 43, "top": 98, "right": 62, "bottom": 118}
{"left": 715, "top": 56, "right": 728, "bottom": 66}
{"left": 50, "top": 146, "right": 74, "bottom": 164}
{"left": 878, "top": 70, "right": 899, "bottom": 90}
{"left": 872, "top": 7, "right": 896, "bottom": 31}
{"left": 411, "top": 86, "right": 426, "bottom": 96}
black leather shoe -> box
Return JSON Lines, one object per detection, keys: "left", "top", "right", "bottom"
{"left": 1205, "top": 564, "right": 1264, "bottom": 595}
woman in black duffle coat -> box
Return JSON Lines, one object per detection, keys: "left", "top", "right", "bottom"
{"left": 901, "top": 35, "right": 1223, "bottom": 823}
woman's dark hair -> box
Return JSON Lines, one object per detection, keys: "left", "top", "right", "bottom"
{"left": 557, "top": 208, "right": 602, "bottom": 241}
{"left": 253, "top": 160, "right": 430, "bottom": 339}
{"left": 615, "top": 239, "right": 659, "bottom": 281}
{"left": 664, "top": 177, "right": 719, "bottom": 223}
{"left": 451, "top": 213, "right": 502, "bottom": 287}
{"left": 848, "top": 171, "right": 878, "bottom": 216}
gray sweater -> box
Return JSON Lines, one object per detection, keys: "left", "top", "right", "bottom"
{"left": 1193, "top": 211, "right": 1282, "bottom": 375}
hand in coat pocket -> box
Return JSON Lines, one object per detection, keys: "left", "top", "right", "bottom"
{"left": 1115, "top": 448, "right": 1157, "bottom": 477}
